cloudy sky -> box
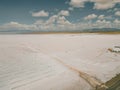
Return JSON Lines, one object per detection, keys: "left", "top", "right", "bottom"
{"left": 0, "top": 0, "right": 120, "bottom": 32}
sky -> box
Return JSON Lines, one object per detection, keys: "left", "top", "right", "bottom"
{"left": 0, "top": 0, "right": 120, "bottom": 32}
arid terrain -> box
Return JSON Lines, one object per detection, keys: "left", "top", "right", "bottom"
{"left": 0, "top": 34, "right": 120, "bottom": 90}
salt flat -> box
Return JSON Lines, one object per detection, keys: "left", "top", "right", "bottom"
{"left": 0, "top": 34, "right": 120, "bottom": 90}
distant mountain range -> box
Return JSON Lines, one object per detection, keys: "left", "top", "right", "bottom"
{"left": 0, "top": 28, "right": 120, "bottom": 34}
{"left": 83, "top": 28, "right": 120, "bottom": 32}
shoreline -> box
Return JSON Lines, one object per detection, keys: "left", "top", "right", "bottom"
{"left": 0, "top": 31, "right": 120, "bottom": 35}
{"left": 23, "top": 31, "right": 120, "bottom": 34}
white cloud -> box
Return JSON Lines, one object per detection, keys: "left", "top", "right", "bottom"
{"left": 57, "top": 16, "right": 71, "bottom": 25}
{"left": 0, "top": 19, "right": 120, "bottom": 31}
{"left": 96, "top": 19, "right": 111, "bottom": 24}
{"left": 69, "top": 0, "right": 88, "bottom": 8}
{"left": 58, "top": 10, "right": 70, "bottom": 16}
{"left": 46, "top": 15, "right": 58, "bottom": 24}
{"left": 92, "top": 0, "right": 116, "bottom": 10}
{"left": 0, "top": 22, "right": 37, "bottom": 30}
{"left": 34, "top": 14, "right": 73, "bottom": 31}
{"left": 114, "top": 19, "right": 120, "bottom": 24}
{"left": 84, "top": 14, "right": 97, "bottom": 20}
{"left": 34, "top": 15, "right": 58, "bottom": 27}
{"left": 98, "top": 15, "right": 105, "bottom": 20}
{"left": 115, "top": 11, "right": 120, "bottom": 16}
{"left": 31, "top": 10, "right": 70, "bottom": 30}
{"left": 72, "top": 20, "right": 112, "bottom": 30}
{"left": 0, "top": 16, "right": 120, "bottom": 32}
{"left": 93, "top": 19, "right": 112, "bottom": 28}
{"left": 32, "top": 10, "right": 49, "bottom": 17}
{"left": 98, "top": 15, "right": 112, "bottom": 20}
{"left": 69, "top": 0, "right": 120, "bottom": 10}
{"left": 113, "top": 19, "right": 120, "bottom": 28}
